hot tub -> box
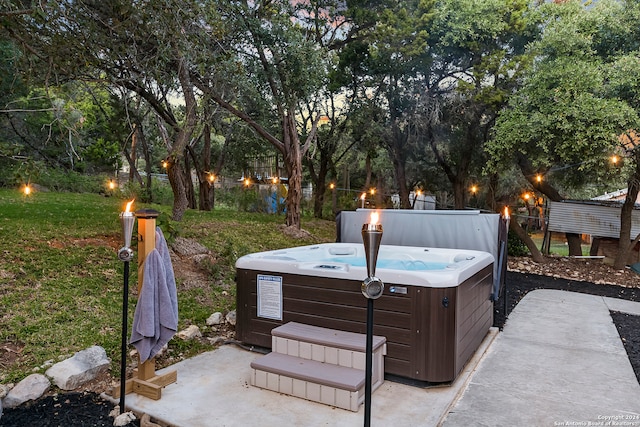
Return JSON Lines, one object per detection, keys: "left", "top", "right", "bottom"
{"left": 235, "top": 243, "right": 494, "bottom": 383}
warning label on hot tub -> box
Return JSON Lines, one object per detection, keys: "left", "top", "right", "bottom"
{"left": 257, "top": 274, "right": 283, "bottom": 320}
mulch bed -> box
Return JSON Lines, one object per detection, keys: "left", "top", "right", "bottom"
{"left": 1, "top": 270, "right": 639, "bottom": 426}
{"left": 0, "top": 391, "right": 137, "bottom": 427}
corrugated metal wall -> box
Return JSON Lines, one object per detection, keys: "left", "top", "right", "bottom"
{"left": 547, "top": 200, "right": 640, "bottom": 238}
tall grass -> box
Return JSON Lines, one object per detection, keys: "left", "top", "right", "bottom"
{"left": 0, "top": 189, "right": 335, "bottom": 384}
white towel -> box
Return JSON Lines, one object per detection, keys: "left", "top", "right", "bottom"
{"left": 130, "top": 227, "right": 179, "bottom": 363}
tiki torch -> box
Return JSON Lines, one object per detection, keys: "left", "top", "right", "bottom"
{"left": 117, "top": 200, "right": 135, "bottom": 414}
{"left": 361, "top": 211, "right": 384, "bottom": 427}
{"left": 497, "top": 206, "right": 510, "bottom": 312}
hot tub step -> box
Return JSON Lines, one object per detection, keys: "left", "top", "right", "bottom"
{"left": 271, "top": 322, "right": 386, "bottom": 392}
{"left": 250, "top": 352, "right": 365, "bottom": 411}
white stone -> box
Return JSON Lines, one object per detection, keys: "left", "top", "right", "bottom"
{"left": 45, "top": 345, "right": 110, "bottom": 390}
{"left": 2, "top": 374, "right": 50, "bottom": 409}
{"left": 177, "top": 325, "right": 202, "bottom": 340}
{"left": 114, "top": 411, "right": 137, "bottom": 426}
{"left": 206, "top": 312, "right": 223, "bottom": 326}
{"left": 226, "top": 310, "right": 237, "bottom": 326}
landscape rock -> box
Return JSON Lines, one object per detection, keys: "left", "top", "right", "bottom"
{"left": 2, "top": 374, "right": 50, "bottom": 409}
{"left": 113, "top": 411, "right": 137, "bottom": 426}
{"left": 0, "top": 383, "right": 12, "bottom": 399}
{"left": 177, "top": 325, "right": 202, "bottom": 340}
{"left": 206, "top": 312, "right": 223, "bottom": 326}
{"left": 45, "top": 346, "right": 110, "bottom": 391}
{"left": 226, "top": 310, "right": 237, "bottom": 326}
{"left": 171, "top": 237, "right": 209, "bottom": 257}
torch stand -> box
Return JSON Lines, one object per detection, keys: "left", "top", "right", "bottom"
{"left": 361, "top": 221, "right": 384, "bottom": 427}
{"left": 112, "top": 209, "right": 177, "bottom": 402}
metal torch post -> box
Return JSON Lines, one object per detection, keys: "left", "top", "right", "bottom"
{"left": 117, "top": 211, "right": 135, "bottom": 414}
{"left": 361, "top": 222, "right": 384, "bottom": 427}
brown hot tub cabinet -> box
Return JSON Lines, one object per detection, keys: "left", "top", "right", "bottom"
{"left": 235, "top": 243, "right": 494, "bottom": 383}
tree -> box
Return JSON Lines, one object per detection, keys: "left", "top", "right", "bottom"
{"left": 418, "top": 0, "right": 535, "bottom": 209}
{"left": 487, "top": 0, "right": 640, "bottom": 260}
{"left": 1, "top": 1, "right": 217, "bottom": 219}
{"left": 190, "top": 1, "right": 330, "bottom": 228}
{"left": 329, "top": 1, "right": 435, "bottom": 209}
{"left": 597, "top": 0, "right": 640, "bottom": 268}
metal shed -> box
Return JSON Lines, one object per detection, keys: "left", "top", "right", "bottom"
{"left": 547, "top": 200, "right": 640, "bottom": 238}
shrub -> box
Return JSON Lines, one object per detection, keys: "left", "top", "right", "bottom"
{"left": 507, "top": 229, "right": 530, "bottom": 257}
{"left": 120, "top": 177, "right": 174, "bottom": 205}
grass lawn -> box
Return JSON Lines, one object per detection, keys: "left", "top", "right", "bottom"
{"left": 529, "top": 231, "right": 590, "bottom": 257}
{"left": 0, "top": 189, "right": 335, "bottom": 384}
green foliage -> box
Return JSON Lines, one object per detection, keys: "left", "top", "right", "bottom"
{"left": 487, "top": 0, "right": 640, "bottom": 195}
{"left": 507, "top": 229, "right": 529, "bottom": 257}
{"left": 38, "top": 169, "right": 106, "bottom": 193}
{"left": 83, "top": 138, "right": 120, "bottom": 172}
{"left": 120, "top": 178, "right": 175, "bottom": 206}
{"left": 0, "top": 39, "right": 26, "bottom": 102}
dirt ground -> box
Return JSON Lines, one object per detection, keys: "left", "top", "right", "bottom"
{"left": 2, "top": 255, "right": 640, "bottom": 426}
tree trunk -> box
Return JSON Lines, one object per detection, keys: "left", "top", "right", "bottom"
{"left": 304, "top": 140, "right": 330, "bottom": 219}
{"left": 566, "top": 233, "right": 583, "bottom": 256}
{"left": 614, "top": 156, "right": 640, "bottom": 269}
{"left": 122, "top": 146, "right": 144, "bottom": 187}
{"left": 166, "top": 56, "right": 199, "bottom": 221}
{"left": 284, "top": 115, "right": 303, "bottom": 228}
{"left": 510, "top": 219, "right": 546, "bottom": 263}
{"left": 453, "top": 178, "right": 466, "bottom": 210}
{"left": 486, "top": 173, "right": 499, "bottom": 212}
{"left": 364, "top": 153, "right": 372, "bottom": 190}
{"left": 167, "top": 158, "right": 189, "bottom": 221}
{"left": 389, "top": 141, "right": 410, "bottom": 209}
{"left": 183, "top": 150, "right": 197, "bottom": 209}
{"left": 199, "top": 122, "right": 213, "bottom": 211}
{"left": 129, "top": 127, "right": 137, "bottom": 183}
{"left": 396, "top": 164, "right": 410, "bottom": 209}
{"left": 312, "top": 162, "right": 328, "bottom": 219}
{"left": 135, "top": 122, "right": 154, "bottom": 203}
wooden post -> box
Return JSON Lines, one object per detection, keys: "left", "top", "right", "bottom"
{"left": 136, "top": 209, "right": 159, "bottom": 294}
{"left": 112, "top": 209, "right": 177, "bottom": 401}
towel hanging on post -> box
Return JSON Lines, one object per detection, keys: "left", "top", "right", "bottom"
{"left": 130, "top": 227, "right": 178, "bottom": 363}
